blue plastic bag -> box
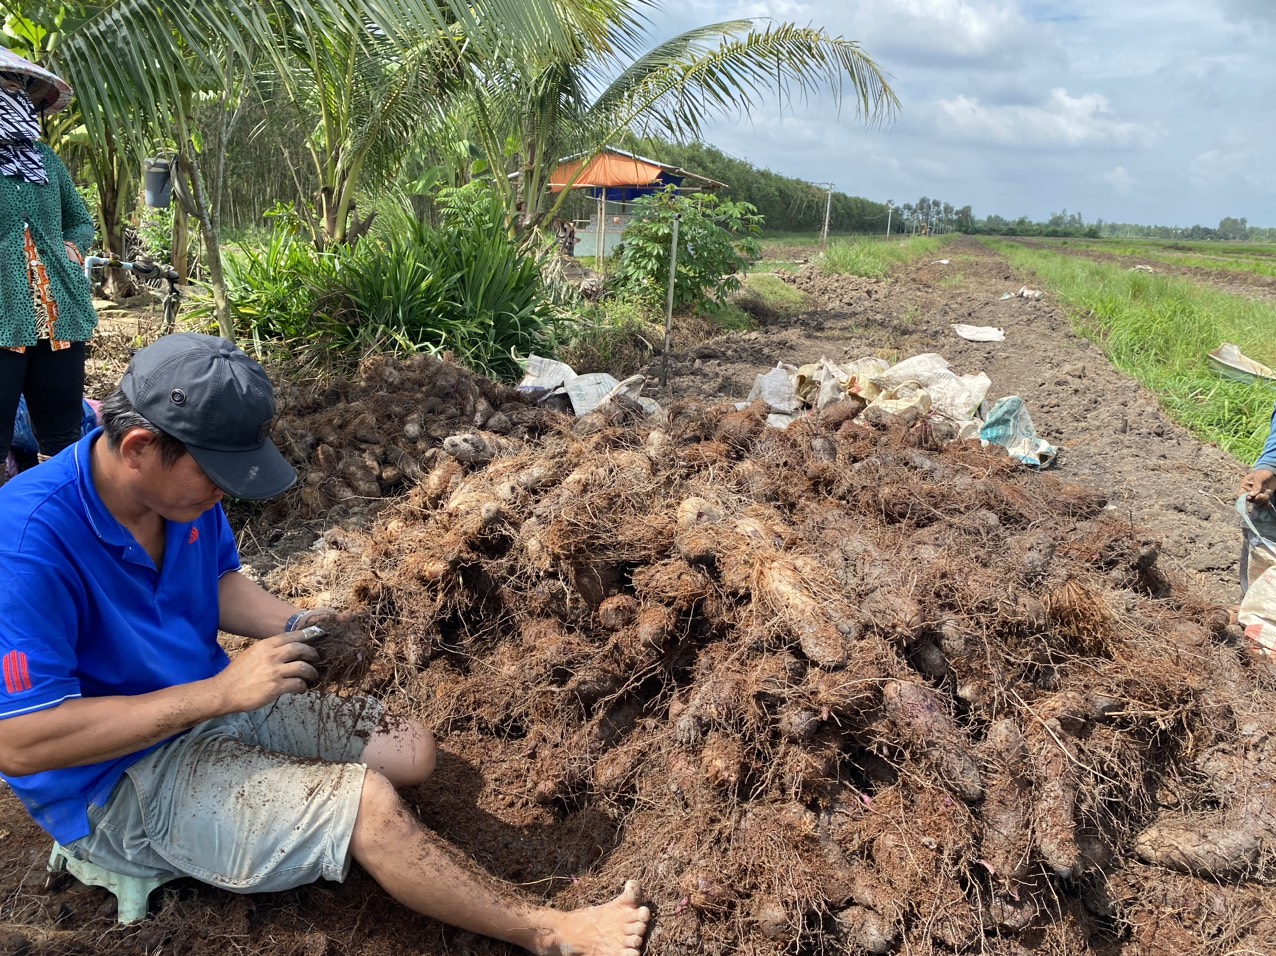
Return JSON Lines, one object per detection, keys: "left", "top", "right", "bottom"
{"left": 979, "top": 395, "right": 1059, "bottom": 469}
{"left": 11, "top": 395, "right": 100, "bottom": 454}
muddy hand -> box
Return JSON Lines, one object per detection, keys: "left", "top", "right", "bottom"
{"left": 1241, "top": 468, "right": 1276, "bottom": 507}
{"left": 210, "top": 630, "right": 321, "bottom": 714}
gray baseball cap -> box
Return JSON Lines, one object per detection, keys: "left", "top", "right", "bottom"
{"left": 120, "top": 333, "right": 297, "bottom": 500}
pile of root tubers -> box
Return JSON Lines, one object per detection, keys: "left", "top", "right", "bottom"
{"left": 265, "top": 354, "right": 1276, "bottom": 955}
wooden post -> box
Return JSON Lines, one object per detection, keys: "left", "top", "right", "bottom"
{"left": 660, "top": 214, "right": 681, "bottom": 388}
{"left": 821, "top": 182, "right": 833, "bottom": 252}
{"left": 597, "top": 190, "right": 607, "bottom": 278}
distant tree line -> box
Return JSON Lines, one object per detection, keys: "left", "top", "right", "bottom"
{"left": 558, "top": 135, "right": 1274, "bottom": 243}
{"left": 552, "top": 137, "right": 900, "bottom": 235}
{"left": 1090, "top": 216, "right": 1276, "bottom": 242}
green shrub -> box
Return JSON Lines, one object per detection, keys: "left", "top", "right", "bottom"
{"left": 554, "top": 295, "right": 664, "bottom": 377}
{"left": 136, "top": 205, "right": 175, "bottom": 263}
{"left": 612, "top": 187, "right": 762, "bottom": 314}
{"left": 210, "top": 183, "right": 553, "bottom": 381}
{"left": 215, "top": 228, "right": 338, "bottom": 340}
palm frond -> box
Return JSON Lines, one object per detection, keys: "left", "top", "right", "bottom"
{"left": 23, "top": 0, "right": 615, "bottom": 155}
{"left": 592, "top": 22, "right": 900, "bottom": 143}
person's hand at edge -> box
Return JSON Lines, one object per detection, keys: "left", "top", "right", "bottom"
{"left": 1240, "top": 468, "right": 1276, "bottom": 507}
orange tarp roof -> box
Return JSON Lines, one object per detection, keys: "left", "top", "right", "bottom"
{"left": 548, "top": 153, "right": 665, "bottom": 192}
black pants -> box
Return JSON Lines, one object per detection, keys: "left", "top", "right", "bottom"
{"left": 0, "top": 340, "right": 86, "bottom": 463}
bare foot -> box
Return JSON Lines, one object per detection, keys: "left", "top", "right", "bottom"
{"left": 531, "top": 880, "right": 651, "bottom": 956}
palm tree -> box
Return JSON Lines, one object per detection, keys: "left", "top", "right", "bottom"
{"left": 20, "top": 0, "right": 617, "bottom": 338}
{"left": 458, "top": 7, "right": 899, "bottom": 233}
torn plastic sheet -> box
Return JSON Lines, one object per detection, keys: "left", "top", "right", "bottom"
{"left": 746, "top": 363, "right": 803, "bottom": 414}
{"left": 951, "top": 324, "right": 1006, "bottom": 342}
{"left": 518, "top": 355, "right": 659, "bottom": 416}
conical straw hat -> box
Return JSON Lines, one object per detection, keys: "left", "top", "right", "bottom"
{"left": 0, "top": 47, "right": 72, "bottom": 114}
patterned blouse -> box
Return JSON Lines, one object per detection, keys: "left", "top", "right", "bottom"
{"left": 0, "top": 142, "right": 96, "bottom": 349}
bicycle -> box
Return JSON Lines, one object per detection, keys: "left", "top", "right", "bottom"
{"left": 83, "top": 255, "right": 183, "bottom": 336}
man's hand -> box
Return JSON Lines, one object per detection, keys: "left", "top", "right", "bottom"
{"left": 64, "top": 241, "right": 83, "bottom": 265}
{"left": 1240, "top": 468, "right": 1276, "bottom": 507}
{"left": 209, "top": 631, "right": 320, "bottom": 714}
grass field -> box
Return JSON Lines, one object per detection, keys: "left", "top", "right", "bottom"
{"left": 820, "top": 235, "right": 953, "bottom": 278}
{"left": 987, "top": 238, "right": 1276, "bottom": 463}
{"left": 1041, "top": 237, "right": 1276, "bottom": 279}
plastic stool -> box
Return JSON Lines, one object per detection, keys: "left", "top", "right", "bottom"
{"left": 47, "top": 842, "right": 177, "bottom": 924}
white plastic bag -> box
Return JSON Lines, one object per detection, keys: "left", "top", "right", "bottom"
{"left": 1239, "top": 566, "right": 1276, "bottom": 656}
{"left": 872, "top": 353, "right": 991, "bottom": 420}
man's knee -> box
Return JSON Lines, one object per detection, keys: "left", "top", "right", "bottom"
{"left": 365, "top": 717, "right": 436, "bottom": 788}
{"left": 404, "top": 722, "right": 437, "bottom": 785}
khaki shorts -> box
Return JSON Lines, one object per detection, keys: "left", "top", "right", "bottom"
{"left": 65, "top": 693, "right": 382, "bottom": 893}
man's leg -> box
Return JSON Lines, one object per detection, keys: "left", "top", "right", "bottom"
{"left": 350, "top": 772, "right": 650, "bottom": 956}
{"left": 362, "top": 713, "right": 436, "bottom": 787}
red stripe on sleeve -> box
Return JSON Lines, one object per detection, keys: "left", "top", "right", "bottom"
{"left": 2, "top": 653, "right": 14, "bottom": 695}
{"left": 18, "top": 653, "right": 31, "bottom": 692}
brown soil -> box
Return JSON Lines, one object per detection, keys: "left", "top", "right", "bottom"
{"left": 0, "top": 237, "right": 1267, "bottom": 956}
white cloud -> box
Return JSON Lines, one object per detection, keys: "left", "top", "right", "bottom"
{"left": 855, "top": 0, "right": 1041, "bottom": 65}
{"left": 735, "top": 1, "right": 812, "bottom": 18}
{"left": 1190, "top": 148, "right": 1259, "bottom": 187}
{"left": 1102, "top": 166, "right": 1135, "bottom": 195}
{"left": 672, "top": 1, "right": 1276, "bottom": 224}
{"left": 935, "top": 89, "right": 1164, "bottom": 148}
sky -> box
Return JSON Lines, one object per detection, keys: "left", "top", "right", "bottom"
{"left": 638, "top": 0, "right": 1276, "bottom": 228}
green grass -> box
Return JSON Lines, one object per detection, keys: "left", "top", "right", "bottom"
{"left": 1042, "top": 238, "right": 1276, "bottom": 279}
{"left": 748, "top": 259, "right": 804, "bottom": 273}
{"left": 820, "top": 235, "right": 950, "bottom": 278}
{"left": 985, "top": 238, "right": 1276, "bottom": 463}
{"left": 731, "top": 272, "right": 811, "bottom": 321}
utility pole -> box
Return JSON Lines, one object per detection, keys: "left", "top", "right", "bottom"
{"left": 885, "top": 200, "right": 894, "bottom": 238}
{"left": 821, "top": 182, "right": 833, "bottom": 252}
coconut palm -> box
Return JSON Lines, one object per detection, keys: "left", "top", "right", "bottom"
{"left": 458, "top": 8, "right": 899, "bottom": 232}
{"left": 18, "top": 0, "right": 625, "bottom": 337}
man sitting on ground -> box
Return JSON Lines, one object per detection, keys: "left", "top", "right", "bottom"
{"left": 0, "top": 332, "right": 649, "bottom": 956}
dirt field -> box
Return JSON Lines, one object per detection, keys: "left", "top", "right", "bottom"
{"left": 0, "top": 236, "right": 1264, "bottom": 956}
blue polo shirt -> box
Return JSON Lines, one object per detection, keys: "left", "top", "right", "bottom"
{"left": 1259, "top": 403, "right": 1276, "bottom": 472}
{"left": 0, "top": 429, "right": 239, "bottom": 844}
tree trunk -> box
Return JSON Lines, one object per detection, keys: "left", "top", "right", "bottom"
{"left": 180, "top": 141, "right": 234, "bottom": 342}
{"left": 172, "top": 196, "right": 190, "bottom": 285}
{"left": 89, "top": 134, "right": 136, "bottom": 300}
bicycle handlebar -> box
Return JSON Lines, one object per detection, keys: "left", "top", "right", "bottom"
{"left": 83, "top": 256, "right": 180, "bottom": 284}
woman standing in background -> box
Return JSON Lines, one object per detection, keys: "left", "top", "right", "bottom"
{"left": 0, "top": 48, "right": 96, "bottom": 484}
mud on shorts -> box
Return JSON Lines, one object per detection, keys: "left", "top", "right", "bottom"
{"left": 64, "top": 693, "right": 383, "bottom": 893}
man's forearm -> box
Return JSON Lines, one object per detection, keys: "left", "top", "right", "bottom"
{"left": 1258, "top": 406, "right": 1276, "bottom": 471}
{"left": 0, "top": 679, "right": 228, "bottom": 777}
{"left": 218, "top": 570, "right": 301, "bottom": 639}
